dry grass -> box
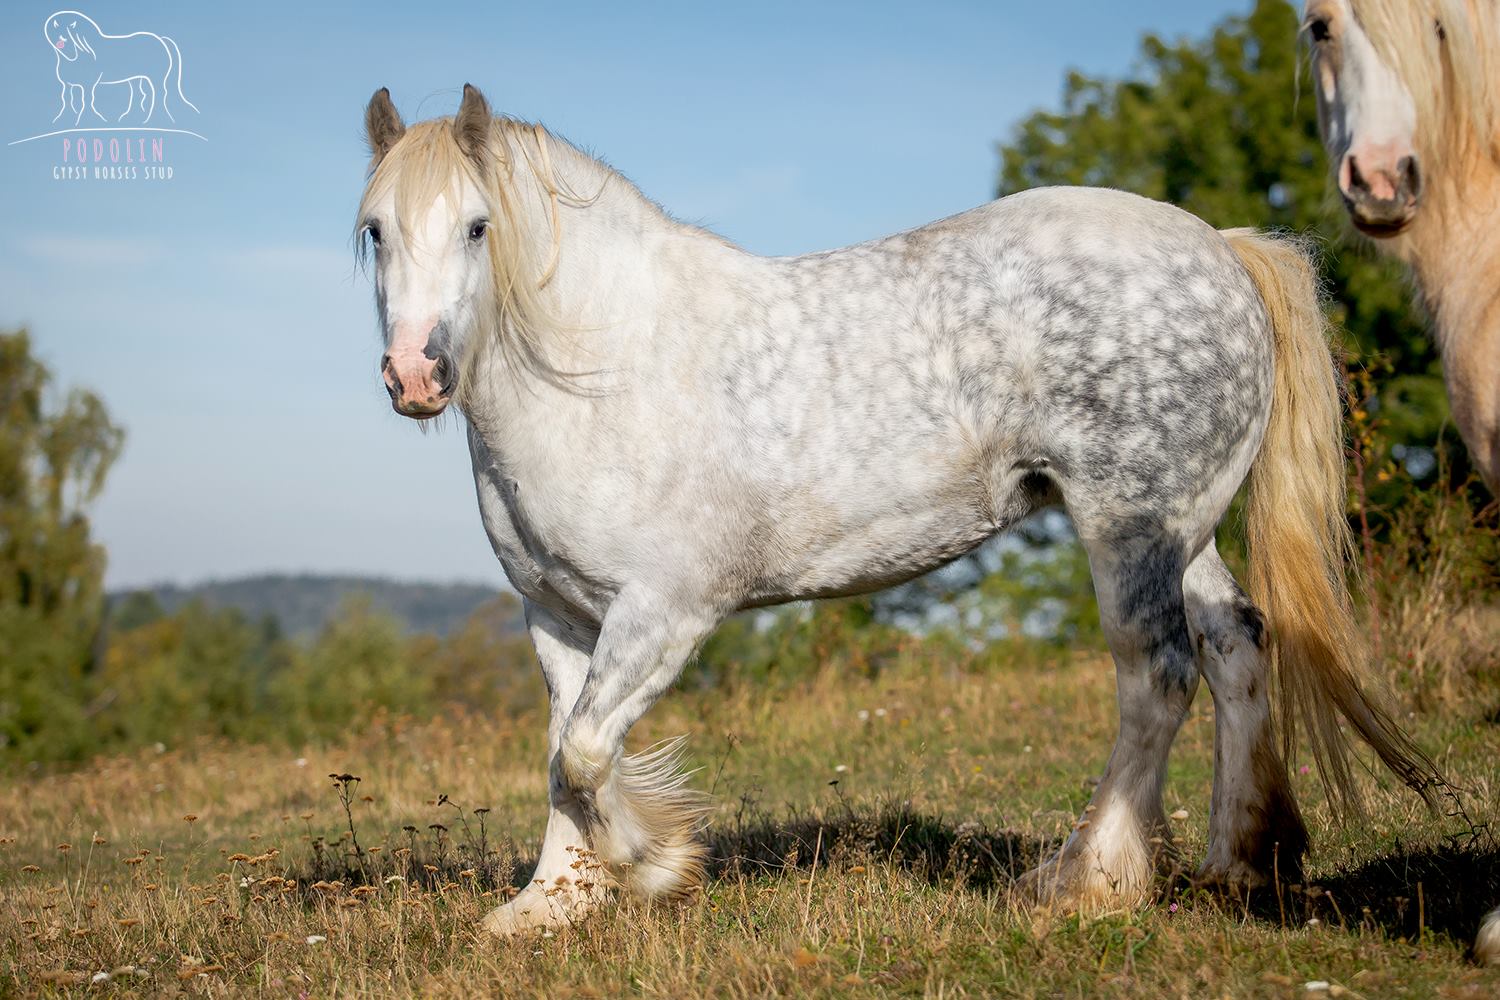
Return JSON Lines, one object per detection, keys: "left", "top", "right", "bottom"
{"left": 2, "top": 650, "right": 1497, "bottom": 997}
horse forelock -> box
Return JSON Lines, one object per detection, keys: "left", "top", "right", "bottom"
{"left": 1349, "top": 0, "right": 1500, "bottom": 169}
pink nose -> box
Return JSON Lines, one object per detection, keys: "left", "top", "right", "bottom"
{"left": 1338, "top": 144, "right": 1421, "bottom": 235}
{"left": 381, "top": 329, "right": 454, "bottom": 419}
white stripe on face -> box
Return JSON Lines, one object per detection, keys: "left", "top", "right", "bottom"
{"left": 1307, "top": 0, "right": 1421, "bottom": 227}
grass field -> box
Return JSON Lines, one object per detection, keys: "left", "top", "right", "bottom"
{"left": 3, "top": 643, "right": 1497, "bottom": 998}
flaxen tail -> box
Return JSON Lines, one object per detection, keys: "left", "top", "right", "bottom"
{"left": 1222, "top": 228, "right": 1439, "bottom": 814}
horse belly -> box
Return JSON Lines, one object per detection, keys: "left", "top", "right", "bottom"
{"left": 741, "top": 453, "right": 1035, "bottom": 606}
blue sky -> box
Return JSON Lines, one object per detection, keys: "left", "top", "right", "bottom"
{"left": 0, "top": 1, "right": 1258, "bottom": 589}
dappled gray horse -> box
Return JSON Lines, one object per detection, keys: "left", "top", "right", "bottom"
{"left": 354, "top": 84, "right": 1436, "bottom": 935}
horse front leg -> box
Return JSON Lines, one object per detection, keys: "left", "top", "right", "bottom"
{"left": 555, "top": 587, "right": 718, "bottom": 901}
{"left": 53, "top": 83, "right": 69, "bottom": 123}
{"left": 481, "top": 602, "right": 606, "bottom": 936}
{"left": 87, "top": 76, "right": 107, "bottom": 122}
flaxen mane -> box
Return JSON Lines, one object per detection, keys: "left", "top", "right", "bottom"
{"left": 1351, "top": 0, "right": 1500, "bottom": 172}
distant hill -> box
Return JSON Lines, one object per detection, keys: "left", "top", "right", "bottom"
{"left": 110, "top": 574, "right": 523, "bottom": 639}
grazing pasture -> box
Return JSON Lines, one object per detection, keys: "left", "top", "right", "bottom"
{"left": 3, "top": 631, "right": 1496, "bottom": 997}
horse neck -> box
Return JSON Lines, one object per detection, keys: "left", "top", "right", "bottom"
{"left": 1400, "top": 151, "right": 1500, "bottom": 351}
{"left": 463, "top": 129, "right": 706, "bottom": 440}
{"left": 497, "top": 127, "right": 671, "bottom": 326}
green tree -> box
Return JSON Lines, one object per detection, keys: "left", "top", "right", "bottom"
{"left": 996, "top": 0, "right": 1446, "bottom": 455}
{"left": 0, "top": 329, "right": 125, "bottom": 759}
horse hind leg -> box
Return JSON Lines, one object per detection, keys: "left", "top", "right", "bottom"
{"left": 1184, "top": 542, "right": 1308, "bottom": 890}
{"left": 158, "top": 71, "right": 174, "bottom": 123}
{"left": 1021, "top": 520, "right": 1198, "bottom": 906}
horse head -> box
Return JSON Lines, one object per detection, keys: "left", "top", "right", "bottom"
{"left": 357, "top": 85, "right": 498, "bottom": 420}
{"left": 1304, "top": 0, "right": 1424, "bottom": 236}
{"left": 44, "top": 10, "right": 101, "bottom": 64}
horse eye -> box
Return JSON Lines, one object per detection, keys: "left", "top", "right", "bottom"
{"left": 366, "top": 223, "right": 382, "bottom": 246}
{"left": 468, "top": 220, "right": 489, "bottom": 242}
{"left": 1308, "top": 17, "right": 1331, "bottom": 43}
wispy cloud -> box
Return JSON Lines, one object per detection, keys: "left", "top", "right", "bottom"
{"left": 231, "top": 244, "right": 356, "bottom": 278}
{"left": 20, "top": 234, "right": 167, "bottom": 266}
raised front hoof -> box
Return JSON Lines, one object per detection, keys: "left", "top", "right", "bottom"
{"left": 480, "top": 882, "right": 605, "bottom": 938}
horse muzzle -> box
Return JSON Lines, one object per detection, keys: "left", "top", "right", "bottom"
{"left": 1340, "top": 152, "right": 1421, "bottom": 237}
{"left": 381, "top": 332, "right": 456, "bottom": 420}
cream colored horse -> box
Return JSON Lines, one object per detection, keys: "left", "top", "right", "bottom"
{"left": 1303, "top": 0, "right": 1500, "bottom": 963}
{"left": 1305, "top": 0, "right": 1500, "bottom": 492}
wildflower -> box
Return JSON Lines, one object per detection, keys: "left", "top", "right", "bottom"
{"left": 21, "top": 864, "right": 39, "bottom": 873}
{"left": 294, "top": 758, "right": 308, "bottom": 768}
{"left": 1168, "top": 902, "right": 1179, "bottom": 914}
{"left": 92, "top": 972, "right": 111, "bottom": 984}
{"left": 1169, "top": 809, "right": 1189, "bottom": 821}
{"left": 857, "top": 710, "right": 870, "bottom": 722}
{"left": 305, "top": 935, "right": 327, "bottom": 945}
{"left": 227, "top": 853, "right": 251, "bottom": 863}
{"left": 384, "top": 875, "right": 405, "bottom": 884}
{"left": 1299, "top": 765, "right": 1311, "bottom": 775}
{"left": 875, "top": 708, "right": 887, "bottom": 718}
{"left": 92, "top": 836, "right": 106, "bottom": 846}
{"left": 834, "top": 764, "right": 848, "bottom": 773}
{"left": 57, "top": 843, "right": 72, "bottom": 853}
{"left": 117, "top": 918, "right": 141, "bottom": 927}
{"left": 1023, "top": 745, "right": 1033, "bottom": 753}
{"left": 183, "top": 815, "right": 198, "bottom": 824}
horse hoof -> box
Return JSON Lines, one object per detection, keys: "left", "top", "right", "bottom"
{"left": 480, "top": 883, "right": 602, "bottom": 938}
{"left": 1193, "top": 862, "right": 1269, "bottom": 898}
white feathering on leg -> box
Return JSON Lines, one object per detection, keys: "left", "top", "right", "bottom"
{"left": 593, "top": 735, "right": 713, "bottom": 897}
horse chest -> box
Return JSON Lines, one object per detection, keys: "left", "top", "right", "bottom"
{"left": 470, "top": 446, "right": 619, "bottom": 622}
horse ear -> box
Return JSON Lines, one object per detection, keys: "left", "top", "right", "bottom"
{"left": 453, "top": 83, "right": 492, "bottom": 162}
{"left": 364, "top": 87, "right": 405, "bottom": 163}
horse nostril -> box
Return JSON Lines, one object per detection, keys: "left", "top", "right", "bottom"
{"left": 380, "top": 353, "right": 392, "bottom": 373}
{"left": 432, "top": 354, "right": 456, "bottom": 395}
{"left": 1347, "top": 155, "right": 1369, "bottom": 195}
{"left": 1399, "top": 155, "right": 1422, "bottom": 199}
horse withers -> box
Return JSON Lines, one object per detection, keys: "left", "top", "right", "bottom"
{"left": 354, "top": 83, "right": 1439, "bottom": 936}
